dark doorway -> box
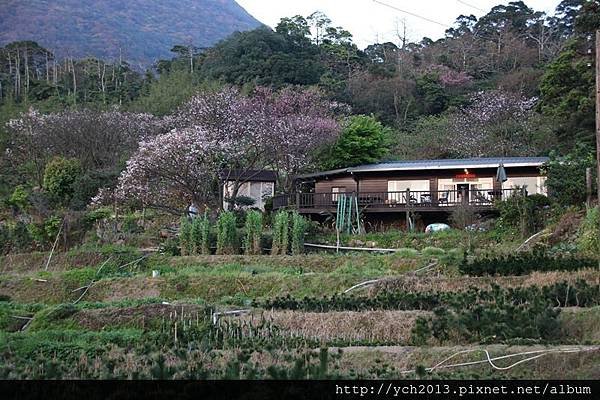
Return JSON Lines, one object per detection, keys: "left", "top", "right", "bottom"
{"left": 457, "top": 183, "right": 470, "bottom": 204}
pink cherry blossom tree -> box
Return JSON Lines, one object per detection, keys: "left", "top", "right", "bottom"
{"left": 6, "top": 108, "right": 169, "bottom": 187}
{"left": 447, "top": 90, "right": 548, "bottom": 158}
{"left": 98, "top": 86, "right": 343, "bottom": 213}
{"left": 96, "top": 127, "right": 220, "bottom": 213}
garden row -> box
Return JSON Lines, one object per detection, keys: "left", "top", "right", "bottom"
{"left": 257, "top": 280, "right": 600, "bottom": 312}
{"left": 460, "top": 251, "right": 599, "bottom": 276}
{"left": 177, "top": 210, "right": 307, "bottom": 256}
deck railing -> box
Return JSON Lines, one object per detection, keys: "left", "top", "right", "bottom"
{"left": 272, "top": 188, "right": 524, "bottom": 211}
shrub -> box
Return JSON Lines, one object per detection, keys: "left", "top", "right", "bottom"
{"left": 578, "top": 207, "right": 600, "bottom": 257}
{"left": 69, "top": 169, "right": 120, "bottom": 211}
{"left": 542, "top": 143, "right": 596, "bottom": 206}
{"left": 394, "top": 248, "right": 419, "bottom": 258}
{"left": 290, "top": 211, "right": 307, "bottom": 255}
{"left": 43, "top": 157, "right": 82, "bottom": 205}
{"left": 271, "top": 211, "right": 289, "bottom": 255}
{"left": 244, "top": 210, "right": 263, "bottom": 255}
{"left": 496, "top": 192, "right": 551, "bottom": 237}
{"left": 11, "top": 222, "right": 33, "bottom": 252}
{"left": 449, "top": 203, "right": 476, "bottom": 229}
{"left": 422, "top": 300, "right": 562, "bottom": 344}
{"left": 216, "top": 211, "right": 238, "bottom": 255}
{"left": 122, "top": 214, "right": 142, "bottom": 234}
{"left": 225, "top": 195, "right": 256, "bottom": 209}
{"left": 421, "top": 247, "right": 446, "bottom": 257}
{"left": 191, "top": 213, "right": 211, "bottom": 255}
{"left": 8, "top": 185, "right": 29, "bottom": 211}
{"left": 159, "top": 237, "right": 180, "bottom": 256}
{"left": 410, "top": 317, "right": 432, "bottom": 346}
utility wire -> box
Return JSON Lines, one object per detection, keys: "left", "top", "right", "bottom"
{"left": 457, "top": 0, "right": 486, "bottom": 13}
{"left": 372, "top": 0, "right": 451, "bottom": 28}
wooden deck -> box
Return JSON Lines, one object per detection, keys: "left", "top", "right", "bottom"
{"left": 272, "top": 188, "right": 523, "bottom": 214}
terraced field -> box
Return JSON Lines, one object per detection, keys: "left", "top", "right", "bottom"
{"left": 0, "top": 246, "right": 599, "bottom": 379}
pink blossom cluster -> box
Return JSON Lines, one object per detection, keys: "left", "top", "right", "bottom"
{"left": 99, "top": 86, "right": 342, "bottom": 210}
{"left": 448, "top": 90, "right": 538, "bottom": 157}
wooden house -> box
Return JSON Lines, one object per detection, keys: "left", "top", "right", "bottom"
{"left": 273, "top": 157, "right": 549, "bottom": 228}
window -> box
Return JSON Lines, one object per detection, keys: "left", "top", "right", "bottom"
{"left": 505, "top": 176, "right": 547, "bottom": 195}
{"left": 387, "top": 180, "right": 430, "bottom": 203}
{"left": 332, "top": 187, "right": 346, "bottom": 202}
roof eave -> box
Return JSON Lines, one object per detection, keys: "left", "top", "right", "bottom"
{"left": 350, "top": 162, "right": 547, "bottom": 173}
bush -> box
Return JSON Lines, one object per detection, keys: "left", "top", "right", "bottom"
{"left": 449, "top": 204, "right": 476, "bottom": 229}
{"left": 43, "top": 157, "right": 82, "bottom": 205}
{"left": 216, "top": 211, "right": 238, "bottom": 255}
{"left": 11, "top": 222, "right": 33, "bottom": 253}
{"left": 8, "top": 185, "right": 29, "bottom": 211}
{"left": 69, "top": 169, "right": 120, "bottom": 211}
{"left": 290, "top": 211, "right": 307, "bottom": 255}
{"left": 159, "top": 237, "right": 180, "bottom": 256}
{"left": 122, "top": 214, "right": 143, "bottom": 234}
{"left": 393, "top": 248, "right": 419, "bottom": 258}
{"left": 271, "top": 211, "right": 289, "bottom": 255}
{"left": 578, "top": 207, "right": 600, "bottom": 257}
{"left": 421, "top": 247, "right": 445, "bottom": 257}
{"left": 542, "top": 143, "right": 596, "bottom": 206}
{"left": 244, "top": 210, "right": 263, "bottom": 255}
{"left": 496, "top": 192, "right": 550, "bottom": 237}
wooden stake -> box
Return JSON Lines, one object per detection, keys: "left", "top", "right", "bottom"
{"left": 44, "top": 219, "right": 64, "bottom": 271}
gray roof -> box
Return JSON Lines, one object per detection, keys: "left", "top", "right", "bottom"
{"left": 295, "top": 157, "right": 548, "bottom": 180}
{"left": 349, "top": 157, "right": 549, "bottom": 173}
{"left": 220, "top": 169, "right": 277, "bottom": 182}
{"left": 295, "top": 168, "right": 349, "bottom": 180}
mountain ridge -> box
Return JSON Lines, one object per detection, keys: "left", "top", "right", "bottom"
{"left": 0, "top": 0, "right": 263, "bottom": 67}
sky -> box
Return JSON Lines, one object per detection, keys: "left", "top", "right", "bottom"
{"left": 236, "top": 0, "right": 563, "bottom": 49}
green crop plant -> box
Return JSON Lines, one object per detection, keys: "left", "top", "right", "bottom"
{"left": 244, "top": 210, "right": 263, "bottom": 255}
{"left": 179, "top": 217, "right": 193, "bottom": 256}
{"left": 191, "top": 212, "right": 211, "bottom": 255}
{"left": 271, "top": 211, "right": 289, "bottom": 256}
{"left": 290, "top": 211, "right": 307, "bottom": 255}
{"left": 216, "top": 211, "right": 238, "bottom": 255}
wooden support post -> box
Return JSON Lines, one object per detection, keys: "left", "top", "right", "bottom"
{"left": 586, "top": 167, "right": 593, "bottom": 209}
{"left": 596, "top": 30, "right": 600, "bottom": 207}
{"left": 405, "top": 188, "right": 411, "bottom": 232}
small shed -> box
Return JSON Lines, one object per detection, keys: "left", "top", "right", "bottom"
{"left": 220, "top": 170, "right": 277, "bottom": 211}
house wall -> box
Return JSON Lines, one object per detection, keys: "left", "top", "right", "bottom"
{"left": 314, "top": 177, "right": 358, "bottom": 193}
{"left": 311, "top": 167, "right": 544, "bottom": 194}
